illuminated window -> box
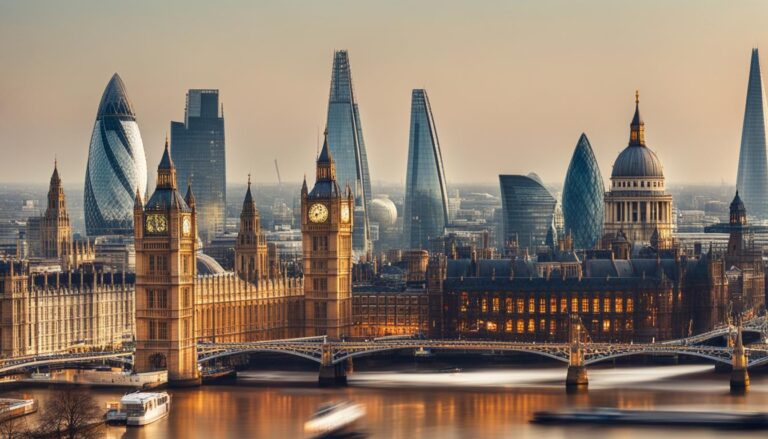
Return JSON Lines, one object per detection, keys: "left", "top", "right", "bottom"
{"left": 615, "top": 297, "right": 623, "bottom": 313}
{"left": 516, "top": 298, "right": 524, "bottom": 314}
{"left": 581, "top": 298, "right": 589, "bottom": 313}
{"left": 460, "top": 293, "right": 469, "bottom": 312}
{"left": 549, "top": 320, "right": 557, "bottom": 335}
{"left": 571, "top": 298, "right": 578, "bottom": 313}
{"left": 604, "top": 298, "right": 611, "bottom": 313}
{"left": 602, "top": 319, "right": 611, "bottom": 332}
{"left": 560, "top": 298, "right": 567, "bottom": 313}
{"left": 539, "top": 298, "right": 546, "bottom": 314}
{"left": 527, "top": 319, "right": 535, "bottom": 333}
{"left": 627, "top": 298, "right": 634, "bottom": 312}
{"left": 550, "top": 297, "right": 557, "bottom": 313}
{"left": 592, "top": 298, "right": 600, "bottom": 313}
{"left": 492, "top": 297, "right": 500, "bottom": 313}
{"left": 528, "top": 298, "right": 535, "bottom": 313}
{"left": 505, "top": 319, "right": 513, "bottom": 332}
{"left": 516, "top": 319, "right": 525, "bottom": 333}
{"left": 487, "top": 321, "right": 497, "bottom": 332}
{"left": 505, "top": 298, "right": 513, "bottom": 313}
{"left": 625, "top": 319, "right": 633, "bottom": 330}
{"left": 539, "top": 319, "right": 546, "bottom": 331}
{"left": 481, "top": 298, "right": 488, "bottom": 313}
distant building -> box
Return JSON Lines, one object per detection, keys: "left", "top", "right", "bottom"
{"left": 499, "top": 175, "right": 556, "bottom": 253}
{"left": 324, "top": 50, "right": 372, "bottom": 257}
{"left": 736, "top": 48, "right": 768, "bottom": 219}
{"left": 603, "top": 93, "right": 673, "bottom": 247}
{"left": 84, "top": 73, "right": 148, "bottom": 237}
{"left": 562, "top": 133, "right": 604, "bottom": 249}
{"left": 171, "top": 89, "right": 226, "bottom": 243}
{"left": 403, "top": 89, "right": 449, "bottom": 250}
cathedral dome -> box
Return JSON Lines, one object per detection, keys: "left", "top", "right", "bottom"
{"left": 611, "top": 144, "right": 664, "bottom": 178}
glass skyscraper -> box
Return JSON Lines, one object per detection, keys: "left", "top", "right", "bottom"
{"left": 403, "top": 89, "right": 449, "bottom": 249}
{"left": 499, "top": 175, "right": 557, "bottom": 252}
{"left": 171, "top": 89, "right": 226, "bottom": 243}
{"left": 562, "top": 133, "right": 605, "bottom": 249}
{"left": 325, "top": 50, "right": 372, "bottom": 256}
{"left": 84, "top": 73, "right": 148, "bottom": 236}
{"left": 736, "top": 48, "right": 768, "bottom": 219}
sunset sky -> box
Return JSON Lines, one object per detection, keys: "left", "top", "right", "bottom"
{"left": 1, "top": 1, "right": 768, "bottom": 187}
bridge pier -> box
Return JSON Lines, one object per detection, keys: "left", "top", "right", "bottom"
{"left": 318, "top": 343, "right": 347, "bottom": 386}
{"left": 566, "top": 365, "right": 589, "bottom": 388}
{"left": 730, "top": 324, "right": 749, "bottom": 393}
{"left": 566, "top": 315, "right": 588, "bottom": 390}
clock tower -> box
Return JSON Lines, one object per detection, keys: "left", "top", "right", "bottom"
{"left": 302, "top": 132, "right": 354, "bottom": 338}
{"left": 134, "top": 139, "right": 200, "bottom": 386}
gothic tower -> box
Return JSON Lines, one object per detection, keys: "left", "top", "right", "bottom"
{"left": 302, "top": 132, "right": 354, "bottom": 338}
{"left": 41, "top": 161, "right": 72, "bottom": 261}
{"left": 728, "top": 191, "right": 748, "bottom": 257}
{"left": 134, "top": 139, "right": 199, "bottom": 386}
{"left": 235, "top": 176, "right": 268, "bottom": 281}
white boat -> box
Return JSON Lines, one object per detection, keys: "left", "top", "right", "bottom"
{"left": 111, "top": 392, "right": 171, "bottom": 426}
{"left": 0, "top": 398, "right": 37, "bottom": 420}
{"left": 24, "top": 369, "right": 167, "bottom": 388}
{"left": 304, "top": 401, "right": 366, "bottom": 436}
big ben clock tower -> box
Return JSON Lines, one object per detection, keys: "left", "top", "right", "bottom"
{"left": 134, "top": 139, "right": 200, "bottom": 386}
{"left": 302, "top": 131, "right": 354, "bottom": 338}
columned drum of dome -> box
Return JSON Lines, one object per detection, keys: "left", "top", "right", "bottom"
{"left": 325, "top": 50, "right": 371, "bottom": 256}
{"left": 562, "top": 133, "right": 605, "bottom": 249}
{"left": 603, "top": 93, "right": 673, "bottom": 246}
{"left": 84, "top": 73, "right": 148, "bottom": 236}
{"left": 499, "top": 175, "right": 557, "bottom": 252}
{"left": 403, "top": 89, "right": 449, "bottom": 249}
{"left": 736, "top": 48, "right": 768, "bottom": 219}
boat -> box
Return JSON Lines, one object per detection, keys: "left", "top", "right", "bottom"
{"left": 108, "top": 392, "right": 171, "bottom": 426}
{"left": 201, "top": 366, "right": 237, "bottom": 383}
{"left": 438, "top": 367, "right": 462, "bottom": 373}
{"left": 414, "top": 347, "right": 433, "bottom": 359}
{"left": 0, "top": 399, "right": 37, "bottom": 420}
{"left": 304, "top": 401, "right": 366, "bottom": 437}
{"left": 24, "top": 368, "right": 167, "bottom": 388}
{"left": 532, "top": 407, "right": 768, "bottom": 429}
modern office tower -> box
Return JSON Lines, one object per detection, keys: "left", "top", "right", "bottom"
{"left": 171, "top": 89, "right": 226, "bottom": 243}
{"left": 736, "top": 48, "right": 768, "bottom": 219}
{"left": 562, "top": 133, "right": 605, "bottom": 249}
{"left": 324, "top": 50, "right": 372, "bottom": 257}
{"left": 603, "top": 93, "right": 673, "bottom": 246}
{"left": 403, "top": 89, "right": 449, "bottom": 249}
{"left": 84, "top": 73, "right": 148, "bottom": 237}
{"left": 498, "top": 174, "right": 557, "bottom": 252}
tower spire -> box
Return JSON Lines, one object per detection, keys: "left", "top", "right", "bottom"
{"left": 629, "top": 90, "right": 645, "bottom": 146}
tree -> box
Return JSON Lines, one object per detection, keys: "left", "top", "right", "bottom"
{"left": 35, "top": 387, "right": 102, "bottom": 439}
{"left": 0, "top": 414, "right": 27, "bottom": 439}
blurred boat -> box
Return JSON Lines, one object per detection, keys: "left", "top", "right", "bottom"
{"left": 532, "top": 407, "right": 768, "bottom": 429}
{"left": 304, "top": 401, "right": 365, "bottom": 437}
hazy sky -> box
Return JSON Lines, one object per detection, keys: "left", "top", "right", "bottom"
{"left": 1, "top": 1, "right": 768, "bottom": 188}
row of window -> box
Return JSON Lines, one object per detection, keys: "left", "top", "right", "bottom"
{"left": 465, "top": 317, "right": 633, "bottom": 334}
{"left": 463, "top": 296, "right": 634, "bottom": 315}
{"left": 613, "top": 180, "right": 663, "bottom": 189}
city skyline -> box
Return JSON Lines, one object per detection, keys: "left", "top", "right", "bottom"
{"left": 2, "top": 1, "right": 768, "bottom": 187}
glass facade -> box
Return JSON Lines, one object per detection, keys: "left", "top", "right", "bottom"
{"left": 736, "top": 48, "right": 768, "bottom": 219}
{"left": 403, "top": 89, "right": 449, "bottom": 249}
{"left": 562, "top": 133, "right": 605, "bottom": 249}
{"left": 325, "top": 50, "right": 371, "bottom": 255}
{"left": 499, "top": 175, "right": 556, "bottom": 252}
{"left": 84, "top": 73, "right": 148, "bottom": 236}
{"left": 171, "top": 89, "right": 226, "bottom": 243}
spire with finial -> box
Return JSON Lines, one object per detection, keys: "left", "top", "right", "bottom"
{"left": 156, "top": 136, "right": 177, "bottom": 189}
{"left": 629, "top": 90, "right": 646, "bottom": 146}
{"left": 134, "top": 187, "right": 143, "bottom": 211}
{"left": 242, "top": 173, "right": 256, "bottom": 215}
{"left": 316, "top": 128, "right": 336, "bottom": 181}
{"left": 184, "top": 176, "right": 196, "bottom": 209}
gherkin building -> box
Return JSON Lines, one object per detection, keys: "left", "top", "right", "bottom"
{"left": 562, "top": 133, "right": 604, "bottom": 249}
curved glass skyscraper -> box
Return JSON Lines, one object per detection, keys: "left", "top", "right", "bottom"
{"left": 84, "top": 73, "right": 148, "bottom": 236}
{"left": 562, "top": 133, "right": 605, "bottom": 249}
{"left": 403, "top": 89, "right": 449, "bottom": 249}
{"left": 736, "top": 48, "right": 768, "bottom": 219}
{"left": 325, "top": 50, "right": 372, "bottom": 255}
{"left": 499, "top": 175, "right": 556, "bottom": 252}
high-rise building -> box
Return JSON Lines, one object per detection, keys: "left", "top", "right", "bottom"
{"left": 301, "top": 132, "right": 354, "bottom": 338}
{"left": 498, "top": 175, "right": 557, "bottom": 252}
{"left": 736, "top": 48, "right": 768, "bottom": 219}
{"left": 562, "top": 133, "right": 605, "bottom": 249}
{"left": 324, "top": 50, "right": 372, "bottom": 257}
{"left": 171, "top": 90, "right": 226, "bottom": 243}
{"left": 84, "top": 73, "right": 148, "bottom": 237}
{"left": 603, "top": 93, "right": 673, "bottom": 246}
{"left": 403, "top": 89, "right": 449, "bottom": 250}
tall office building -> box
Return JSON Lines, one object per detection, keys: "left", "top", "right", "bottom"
{"left": 403, "top": 89, "right": 449, "bottom": 249}
{"left": 499, "top": 175, "right": 557, "bottom": 252}
{"left": 736, "top": 48, "right": 768, "bottom": 219}
{"left": 171, "top": 89, "right": 226, "bottom": 243}
{"left": 84, "top": 73, "right": 148, "bottom": 236}
{"left": 562, "top": 133, "right": 605, "bottom": 249}
{"left": 325, "top": 50, "right": 372, "bottom": 257}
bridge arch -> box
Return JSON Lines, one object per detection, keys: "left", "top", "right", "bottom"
{"left": 198, "top": 348, "right": 323, "bottom": 365}
{"left": 332, "top": 345, "right": 570, "bottom": 365}
{"left": 584, "top": 349, "right": 732, "bottom": 366}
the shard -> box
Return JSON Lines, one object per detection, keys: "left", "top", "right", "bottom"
{"left": 736, "top": 48, "right": 768, "bottom": 219}
{"left": 403, "top": 89, "right": 449, "bottom": 249}
{"left": 562, "top": 133, "right": 605, "bottom": 249}
{"left": 325, "top": 50, "right": 372, "bottom": 256}
{"left": 84, "top": 73, "right": 148, "bottom": 236}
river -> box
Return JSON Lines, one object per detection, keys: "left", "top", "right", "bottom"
{"left": 4, "top": 363, "right": 768, "bottom": 438}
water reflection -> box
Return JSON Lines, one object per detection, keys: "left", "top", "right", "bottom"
{"left": 4, "top": 364, "right": 768, "bottom": 439}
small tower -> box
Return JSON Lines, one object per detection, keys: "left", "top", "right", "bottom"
{"left": 728, "top": 191, "right": 747, "bottom": 257}
{"left": 235, "top": 175, "right": 268, "bottom": 281}
{"left": 40, "top": 160, "right": 73, "bottom": 261}
{"left": 302, "top": 131, "right": 354, "bottom": 338}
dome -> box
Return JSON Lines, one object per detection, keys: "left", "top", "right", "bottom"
{"left": 370, "top": 197, "right": 398, "bottom": 226}
{"left": 196, "top": 252, "right": 225, "bottom": 275}
{"left": 611, "top": 145, "right": 664, "bottom": 178}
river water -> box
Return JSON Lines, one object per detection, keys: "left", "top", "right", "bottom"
{"left": 5, "top": 364, "right": 768, "bottom": 438}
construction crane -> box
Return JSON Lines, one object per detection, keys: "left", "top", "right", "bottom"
{"left": 274, "top": 159, "right": 282, "bottom": 186}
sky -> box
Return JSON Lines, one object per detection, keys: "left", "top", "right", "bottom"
{"left": 1, "top": 1, "right": 767, "bottom": 188}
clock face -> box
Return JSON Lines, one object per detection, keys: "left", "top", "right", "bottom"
{"left": 145, "top": 214, "right": 168, "bottom": 234}
{"left": 182, "top": 216, "right": 192, "bottom": 236}
{"left": 308, "top": 203, "right": 329, "bottom": 223}
{"left": 340, "top": 203, "right": 350, "bottom": 223}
